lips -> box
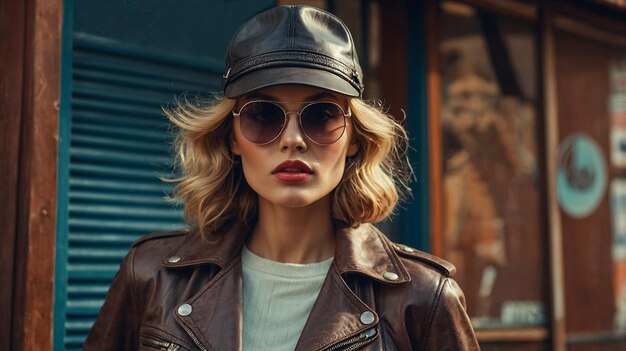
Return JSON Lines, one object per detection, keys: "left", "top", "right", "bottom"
{"left": 272, "top": 160, "right": 313, "bottom": 182}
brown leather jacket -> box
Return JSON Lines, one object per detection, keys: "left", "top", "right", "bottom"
{"left": 84, "top": 223, "right": 480, "bottom": 350}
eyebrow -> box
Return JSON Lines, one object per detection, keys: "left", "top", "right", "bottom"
{"left": 244, "top": 91, "right": 339, "bottom": 102}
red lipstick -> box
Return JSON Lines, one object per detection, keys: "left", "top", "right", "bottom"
{"left": 272, "top": 160, "right": 313, "bottom": 182}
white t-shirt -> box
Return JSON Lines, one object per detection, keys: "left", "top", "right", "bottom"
{"left": 241, "top": 245, "right": 333, "bottom": 351}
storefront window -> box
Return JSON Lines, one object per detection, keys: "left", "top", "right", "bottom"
{"left": 439, "top": 1, "right": 546, "bottom": 329}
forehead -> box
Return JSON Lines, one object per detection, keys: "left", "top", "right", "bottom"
{"left": 239, "top": 84, "right": 345, "bottom": 103}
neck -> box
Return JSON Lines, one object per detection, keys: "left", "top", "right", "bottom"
{"left": 247, "top": 195, "right": 335, "bottom": 264}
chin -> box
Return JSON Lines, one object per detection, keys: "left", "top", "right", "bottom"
{"left": 268, "top": 195, "right": 318, "bottom": 208}
{"left": 257, "top": 187, "right": 333, "bottom": 209}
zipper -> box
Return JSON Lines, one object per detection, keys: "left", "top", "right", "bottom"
{"left": 139, "top": 335, "right": 181, "bottom": 351}
{"left": 324, "top": 327, "right": 377, "bottom": 351}
{"left": 179, "top": 321, "right": 209, "bottom": 351}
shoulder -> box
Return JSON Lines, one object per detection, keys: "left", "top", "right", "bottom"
{"left": 390, "top": 242, "right": 457, "bottom": 278}
{"left": 364, "top": 225, "right": 460, "bottom": 302}
{"left": 387, "top": 241, "right": 457, "bottom": 301}
{"left": 352, "top": 224, "right": 457, "bottom": 293}
{"left": 383, "top": 238, "right": 470, "bottom": 319}
{"left": 366, "top": 224, "right": 456, "bottom": 279}
{"left": 125, "top": 228, "right": 193, "bottom": 275}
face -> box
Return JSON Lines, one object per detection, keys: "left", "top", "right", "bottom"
{"left": 231, "top": 84, "right": 359, "bottom": 209}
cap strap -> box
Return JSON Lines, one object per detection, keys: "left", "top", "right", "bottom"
{"left": 223, "top": 51, "right": 363, "bottom": 93}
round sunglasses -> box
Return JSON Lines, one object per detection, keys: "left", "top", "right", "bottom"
{"left": 232, "top": 100, "right": 351, "bottom": 145}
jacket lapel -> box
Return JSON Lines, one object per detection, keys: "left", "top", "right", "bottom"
{"left": 295, "top": 264, "right": 377, "bottom": 351}
{"left": 175, "top": 257, "right": 244, "bottom": 351}
{"left": 165, "top": 223, "right": 249, "bottom": 351}
{"left": 295, "top": 224, "right": 410, "bottom": 350}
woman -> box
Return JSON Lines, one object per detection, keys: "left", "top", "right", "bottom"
{"left": 85, "top": 5, "right": 479, "bottom": 350}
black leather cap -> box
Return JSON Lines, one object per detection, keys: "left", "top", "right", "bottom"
{"left": 222, "top": 5, "right": 364, "bottom": 98}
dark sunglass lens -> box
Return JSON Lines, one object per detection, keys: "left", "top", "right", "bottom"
{"left": 301, "top": 103, "right": 345, "bottom": 144}
{"left": 239, "top": 102, "right": 285, "bottom": 144}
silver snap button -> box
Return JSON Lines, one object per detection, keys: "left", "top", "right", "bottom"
{"left": 178, "top": 304, "right": 193, "bottom": 316}
{"left": 168, "top": 256, "right": 182, "bottom": 263}
{"left": 360, "top": 311, "right": 375, "bottom": 325}
{"left": 403, "top": 246, "right": 415, "bottom": 253}
{"left": 383, "top": 272, "right": 399, "bottom": 281}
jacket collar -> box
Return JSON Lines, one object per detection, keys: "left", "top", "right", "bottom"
{"left": 161, "top": 221, "right": 249, "bottom": 269}
{"left": 333, "top": 224, "right": 410, "bottom": 284}
{"left": 162, "top": 222, "right": 410, "bottom": 284}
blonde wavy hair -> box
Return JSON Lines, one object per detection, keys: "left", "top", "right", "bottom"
{"left": 165, "top": 94, "right": 411, "bottom": 238}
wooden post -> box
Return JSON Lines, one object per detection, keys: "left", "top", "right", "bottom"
{"left": 10, "top": 0, "right": 62, "bottom": 350}
{"left": 540, "top": 7, "right": 567, "bottom": 351}
{"left": 0, "top": 0, "right": 27, "bottom": 349}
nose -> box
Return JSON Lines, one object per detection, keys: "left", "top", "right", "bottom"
{"left": 278, "top": 112, "right": 307, "bottom": 152}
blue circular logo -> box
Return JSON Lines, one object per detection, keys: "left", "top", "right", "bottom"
{"left": 557, "top": 133, "right": 607, "bottom": 218}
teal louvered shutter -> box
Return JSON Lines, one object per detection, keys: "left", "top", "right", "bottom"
{"left": 54, "top": 1, "right": 274, "bottom": 350}
{"left": 58, "top": 35, "right": 209, "bottom": 350}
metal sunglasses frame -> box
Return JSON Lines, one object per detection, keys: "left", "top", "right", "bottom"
{"left": 232, "top": 100, "right": 352, "bottom": 146}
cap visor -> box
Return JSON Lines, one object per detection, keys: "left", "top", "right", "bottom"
{"left": 225, "top": 66, "right": 360, "bottom": 98}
